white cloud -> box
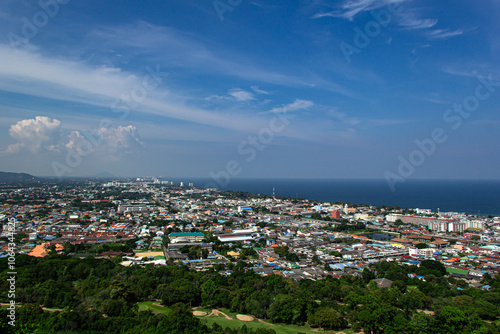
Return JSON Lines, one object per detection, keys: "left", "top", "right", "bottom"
{"left": 4, "top": 116, "right": 62, "bottom": 153}
{"left": 269, "top": 99, "right": 314, "bottom": 113}
{"left": 251, "top": 86, "right": 270, "bottom": 94}
{"left": 428, "top": 29, "right": 464, "bottom": 40}
{"left": 67, "top": 125, "right": 144, "bottom": 158}
{"left": 227, "top": 88, "right": 255, "bottom": 101}
{"left": 2, "top": 116, "right": 143, "bottom": 163}
{"left": 86, "top": 21, "right": 354, "bottom": 97}
{"left": 99, "top": 125, "right": 144, "bottom": 155}
{"left": 398, "top": 14, "right": 438, "bottom": 30}
{"left": 0, "top": 44, "right": 270, "bottom": 134}
{"left": 312, "top": 0, "right": 406, "bottom": 21}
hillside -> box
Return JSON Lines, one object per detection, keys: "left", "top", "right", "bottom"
{"left": 0, "top": 171, "right": 37, "bottom": 182}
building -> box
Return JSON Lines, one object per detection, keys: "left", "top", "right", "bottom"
{"left": 117, "top": 204, "right": 149, "bottom": 213}
{"left": 168, "top": 232, "right": 205, "bottom": 243}
{"left": 466, "top": 220, "right": 485, "bottom": 230}
{"left": 428, "top": 221, "right": 466, "bottom": 233}
{"left": 391, "top": 238, "right": 413, "bottom": 246}
{"left": 331, "top": 210, "right": 341, "bottom": 219}
{"left": 238, "top": 206, "right": 252, "bottom": 213}
{"left": 218, "top": 233, "right": 254, "bottom": 243}
{"left": 387, "top": 214, "right": 455, "bottom": 226}
{"left": 408, "top": 247, "right": 434, "bottom": 258}
{"left": 372, "top": 278, "right": 393, "bottom": 289}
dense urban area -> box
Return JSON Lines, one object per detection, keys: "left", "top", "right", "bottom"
{"left": 1, "top": 177, "right": 499, "bottom": 333}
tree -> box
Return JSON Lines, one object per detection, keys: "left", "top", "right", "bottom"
{"left": 329, "top": 251, "right": 343, "bottom": 258}
{"left": 391, "top": 280, "right": 407, "bottom": 294}
{"left": 358, "top": 308, "right": 384, "bottom": 334}
{"left": 419, "top": 259, "right": 446, "bottom": 277}
{"left": 100, "top": 298, "right": 127, "bottom": 317}
{"left": 362, "top": 268, "right": 376, "bottom": 283}
{"left": 310, "top": 308, "right": 347, "bottom": 330}
{"left": 401, "top": 289, "right": 426, "bottom": 314}
{"left": 268, "top": 295, "right": 315, "bottom": 325}
{"left": 47, "top": 244, "right": 57, "bottom": 254}
{"left": 434, "top": 306, "right": 477, "bottom": 334}
{"left": 407, "top": 312, "right": 433, "bottom": 334}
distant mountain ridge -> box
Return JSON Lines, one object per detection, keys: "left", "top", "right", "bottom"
{"left": 0, "top": 171, "right": 38, "bottom": 182}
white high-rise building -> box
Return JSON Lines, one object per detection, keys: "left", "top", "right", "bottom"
{"left": 466, "top": 220, "right": 485, "bottom": 230}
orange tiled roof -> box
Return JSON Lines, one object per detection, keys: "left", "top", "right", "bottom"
{"left": 28, "top": 244, "right": 48, "bottom": 257}
{"left": 27, "top": 242, "right": 64, "bottom": 257}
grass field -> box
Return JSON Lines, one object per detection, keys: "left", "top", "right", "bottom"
{"left": 194, "top": 308, "right": 352, "bottom": 334}
{"left": 6, "top": 301, "right": 354, "bottom": 333}
{"left": 137, "top": 301, "right": 170, "bottom": 314}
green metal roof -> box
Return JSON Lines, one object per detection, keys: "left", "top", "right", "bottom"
{"left": 446, "top": 267, "right": 469, "bottom": 275}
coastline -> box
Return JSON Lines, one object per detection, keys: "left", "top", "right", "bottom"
{"left": 164, "top": 177, "right": 500, "bottom": 216}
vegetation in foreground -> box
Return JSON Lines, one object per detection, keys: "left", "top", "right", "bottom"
{"left": 0, "top": 254, "right": 499, "bottom": 333}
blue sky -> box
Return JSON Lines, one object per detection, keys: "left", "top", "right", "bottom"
{"left": 0, "top": 0, "right": 499, "bottom": 182}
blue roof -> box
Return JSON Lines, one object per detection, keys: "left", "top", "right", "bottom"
{"left": 329, "top": 264, "right": 345, "bottom": 269}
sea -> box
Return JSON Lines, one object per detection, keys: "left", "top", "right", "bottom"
{"left": 169, "top": 178, "right": 500, "bottom": 216}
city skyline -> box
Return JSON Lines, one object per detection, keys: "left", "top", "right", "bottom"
{"left": 0, "top": 0, "right": 499, "bottom": 181}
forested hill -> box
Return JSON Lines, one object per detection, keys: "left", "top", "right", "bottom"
{"left": 0, "top": 254, "right": 499, "bottom": 333}
{"left": 0, "top": 172, "right": 37, "bottom": 182}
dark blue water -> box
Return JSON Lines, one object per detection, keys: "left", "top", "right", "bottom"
{"left": 170, "top": 178, "right": 500, "bottom": 216}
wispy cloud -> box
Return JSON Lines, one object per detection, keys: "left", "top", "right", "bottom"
{"left": 86, "top": 21, "right": 353, "bottom": 97}
{"left": 398, "top": 13, "right": 438, "bottom": 30}
{"left": 227, "top": 88, "right": 255, "bottom": 101}
{"left": 427, "top": 29, "right": 464, "bottom": 40}
{"left": 269, "top": 99, "right": 314, "bottom": 113}
{"left": 312, "top": 0, "right": 406, "bottom": 21}
{"left": 0, "top": 44, "right": 278, "bottom": 134}
{"left": 250, "top": 86, "right": 270, "bottom": 94}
